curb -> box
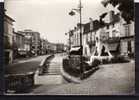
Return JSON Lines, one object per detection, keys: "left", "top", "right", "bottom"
{"left": 60, "top": 65, "right": 81, "bottom": 84}
{"left": 60, "top": 65, "right": 99, "bottom": 83}
{"left": 84, "top": 66, "right": 99, "bottom": 74}
{"left": 36, "top": 54, "right": 54, "bottom": 76}
{"left": 39, "top": 54, "right": 54, "bottom": 67}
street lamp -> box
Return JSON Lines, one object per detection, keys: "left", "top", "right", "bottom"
{"left": 69, "top": 0, "right": 84, "bottom": 80}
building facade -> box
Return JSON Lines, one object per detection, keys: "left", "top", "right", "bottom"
{"left": 4, "top": 14, "right": 15, "bottom": 64}
{"left": 103, "top": 10, "right": 135, "bottom": 57}
{"left": 18, "top": 29, "right": 41, "bottom": 56}
{"left": 40, "top": 39, "right": 48, "bottom": 55}
{"left": 13, "top": 31, "right": 26, "bottom": 58}
{"left": 83, "top": 19, "right": 99, "bottom": 56}
{"left": 47, "top": 42, "right": 57, "bottom": 54}
{"left": 70, "top": 10, "right": 135, "bottom": 58}
{"left": 68, "top": 23, "right": 84, "bottom": 55}
{"left": 120, "top": 21, "right": 135, "bottom": 57}
{"left": 56, "top": 43, "right": 64, "bottom": 53}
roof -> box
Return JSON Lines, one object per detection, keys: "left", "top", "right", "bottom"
{"left": 83, "top": 12, "right": 120, "bottom": 35}
{"left": 13, "top": 31, "right": 25, "bottom": 37}
{"left": 5, "top": 14, "right": 15, "bottom": 22}
{"left": 110, "top": 13, "right": 120, "bottom": 24}
{"left": 93, "top": 20, "right": 101, "bottom": 31}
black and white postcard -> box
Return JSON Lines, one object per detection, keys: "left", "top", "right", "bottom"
{"left": 3, "top": 0, "right": 135, "bottom": 95}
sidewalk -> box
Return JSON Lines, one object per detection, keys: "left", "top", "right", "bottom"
{"left": 42, "top": 61, "right": 135, "bottom": 95}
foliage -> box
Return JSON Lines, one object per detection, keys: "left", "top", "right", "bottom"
{"left": 92, "top": 59, "right": 101, "bottom": 67}
{"left": 63, "top": 58, "right": 80, "bottom": 77}
{"left": 102, "top": 0, "right": 134, "bottom": 24}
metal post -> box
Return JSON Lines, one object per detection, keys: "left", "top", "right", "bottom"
{"left": 69, "top": 31, "right": 71, "bottom": 52}
{"left": 79, "top": 0, "right": 83, "bottom": 80}
{"left": 69, "top": 0, "right": 84, "bottom": 79}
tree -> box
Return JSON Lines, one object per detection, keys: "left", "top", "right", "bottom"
{"left": 101, "top": 0, "right": 134, "bottom": 24}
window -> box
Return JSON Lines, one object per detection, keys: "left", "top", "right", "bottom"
{"left": 124, "top": 24, "right": 129, "bottom": 36}
{"left": 106, "top": 25, "right": 109, "bottom": 29}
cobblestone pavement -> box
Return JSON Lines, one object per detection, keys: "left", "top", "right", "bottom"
{"left": 5, "top": 55, "right": 50, "bottom": 74}
{"left": 31, "top": 54, "right": 135, "bottom": 95}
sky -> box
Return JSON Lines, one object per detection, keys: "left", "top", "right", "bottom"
{"left": 5, "top": 0, "right": 116, "bottom": 44}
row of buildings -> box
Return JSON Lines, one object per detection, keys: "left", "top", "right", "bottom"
{"left": 4, "top": 14, "right": 66, "bottom": 65}
{"left": 68, "top": 10, "right": 134, "bottom": 58}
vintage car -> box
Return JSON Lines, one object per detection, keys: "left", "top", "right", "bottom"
{"left": 18, "top": 48, "right": 27, "bottom": 57}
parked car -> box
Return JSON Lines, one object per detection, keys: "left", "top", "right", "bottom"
{"left": 18, "top": 48, "right": 27, "bottom": 57}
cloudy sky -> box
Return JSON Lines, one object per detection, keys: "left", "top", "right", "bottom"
{"left": 5, "top": 0, "right": 116, "bottom": 44}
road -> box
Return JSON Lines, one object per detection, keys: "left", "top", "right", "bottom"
{"left": 5, "top": 55, "right": 50, "bottom": 74}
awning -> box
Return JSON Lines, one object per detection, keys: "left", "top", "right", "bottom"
{"left": 70, "top": 47, "right": 81, "bottom": 52}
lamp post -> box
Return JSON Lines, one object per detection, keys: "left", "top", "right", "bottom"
{"left": 69, "top": 0, "right": 84, "bottom": 79}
